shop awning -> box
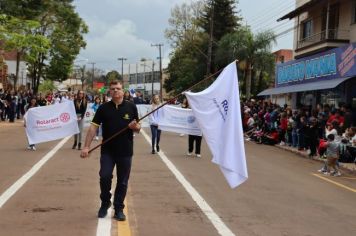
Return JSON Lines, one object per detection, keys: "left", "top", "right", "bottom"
{"left": 258, "top": 77, "right": 352, "bottom": 96}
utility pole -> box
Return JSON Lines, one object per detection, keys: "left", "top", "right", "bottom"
{"left": 117, "top": 57, "right": 127, "bottom": 85}
{"left": 206, "top": 0, "right": 214, "bottom": 78}
{"left": 151, "top": 43, "right": 163, "bottom": 100}
{"left": 135, "top": 63, "right": 138, "bottom": 88}
{"left": 151, "top": 61, "right": 155, "bottom": 97}
{"left": 87, "top": 62, "right": 96, "bottom": 90}
{"left": 128, "top": 64, "right": 131, "bottom": 89}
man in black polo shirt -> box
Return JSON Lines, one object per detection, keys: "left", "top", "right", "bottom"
{"left": 80, "top": 80, "right": 141, "bottom": 221}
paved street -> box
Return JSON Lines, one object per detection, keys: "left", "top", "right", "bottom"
{"left": 0, "top": 123, "right": 355, "bottom": 236}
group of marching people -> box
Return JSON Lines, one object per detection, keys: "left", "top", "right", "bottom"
{"left": 6, "top": 86, "right": 196, "bottom": 156}
{"left": 2, "top": 88, "right": 107, "bottom": 151}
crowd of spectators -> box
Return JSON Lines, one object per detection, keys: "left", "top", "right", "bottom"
{"left": 242, "top": 99, "right": 356, "bottom": 164}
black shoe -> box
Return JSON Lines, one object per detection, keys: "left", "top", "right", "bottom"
{"left": 151, "top": 150, "right": 156, "bottom": 154}
{"left": 72, "top": 141, "right": 77, "bottom": 149}
{"left": 77, "top": 143, "right": 82, "bottom": 150}
{"left": 114, "top": 210, "right": 126, "bottom": 221}
{"left": 156, "top": 145, "right": 160, "bottom": 152}
{"left": 97, "top": 202, "right": 111, "bottom": 218}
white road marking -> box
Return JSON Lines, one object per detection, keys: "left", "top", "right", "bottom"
{"left": 141, "top": 130, "right": 236, "bottom": 236}
{"left": 96, "top": 202, "right": 113, "bottom": 236}
{"left": 0, "top": 137, "right": 70, "bottom": 208}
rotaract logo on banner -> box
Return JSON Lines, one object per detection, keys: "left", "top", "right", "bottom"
{"left": 60, "top": 113, "right": 70, "bottom": 123}
{"left": 187, "top": 116, "right": 195, "bottom": 124}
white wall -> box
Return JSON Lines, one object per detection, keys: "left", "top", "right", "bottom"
{"left": 4, "top": 60, "right": 28, "bottom": 86}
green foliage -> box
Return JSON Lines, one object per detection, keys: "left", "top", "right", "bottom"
{"left": 216, "top": 27, "right": 276, "bottom": 97}
{"left": 43, "top": 1, "right": 88, "bottom": 83}
{"left": 165, "top": 1, "right": 204, "bottom": 48}
{"left": 0, "top": 0, "right": 44, "bottom": 20}
{"left": 0, "top": 0, "right": 88, "bottom": 92}
{"left": 165, "top": 32, "right": 208, "bottom": 95}
{"left": 38, "top": 79, "right": 55, "bottom": 93}
{"left": 0, "top": 14, "right": 50, "bottom": 87}
{"left": 165, "top": 0, "right": 245, "bottom": 95}
{"left": 198, "top": 0, "right": 242, "bottom": 41}
{"left": 106, "top": 70, "right": 121, "bottom": 85}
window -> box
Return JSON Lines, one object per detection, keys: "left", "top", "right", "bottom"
{"left": 302, "top": 20, "right": 312, "bottom": 39}
{"left": 280, "top": 56, "right": 285, "bottom": 63}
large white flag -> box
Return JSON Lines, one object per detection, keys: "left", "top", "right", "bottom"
{"left": 158, "top": 105, "right": 202, "bottom": 136}
{"left": 185, "top": 62, "right": 248, "bottom": 188}
{"left": 24, "top": 101, "right": 79, "bottom": 144}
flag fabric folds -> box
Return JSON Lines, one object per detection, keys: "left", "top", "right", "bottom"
{"left": 24, "top": 101, "right": 79, "bottom": 144}
{"left": 185, "top": 62, "right": 248, "bottom": 188}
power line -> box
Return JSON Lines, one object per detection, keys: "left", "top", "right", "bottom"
{"left": 249, "top": 3, "right": 295, "bottom": 30}
{"left": 248, "top": 1, "right": 295, "bottom": 25}
{"left": 247, "top": 0, "right": 294, "bottom": 23}
{"left": 255, "top": 19, "right": 293, "bottom": 33}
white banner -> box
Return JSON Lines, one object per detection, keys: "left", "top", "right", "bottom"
{"left": 158, "top": 105, "right": 202, "bottom": 136}
{"left": 24, "top": 101, "right": 79, "bottom": 144}
{"left": 84, "top": 103, "right": 95, "bottom": 128}
{"left": 137, "top": 104, "right": 151, "bottom": 128}
{"left": 185, "top": 62, "right": 248, "bottom": 188}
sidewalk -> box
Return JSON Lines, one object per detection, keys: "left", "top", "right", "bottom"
{"left": 274, "top": 144, "right": 356, "bottom": 172}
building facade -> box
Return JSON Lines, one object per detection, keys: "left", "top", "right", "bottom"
{"left": 126, "top": 70, "right": 161, "bottom": 100}
{"left": 259, "top": 0, "right": 356, "bottom": 110}
{"left": 0, "top": 50, "right": 28, "bottom": 90}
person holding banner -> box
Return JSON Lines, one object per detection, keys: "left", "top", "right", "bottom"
{"left": 188, "top": 132, "right": 203, "bottom": 158}
{"left": 80, "top": 80, "right": 141, "bottom": 221}
{"left": 92, "top": 96, "right": 101, "bottom": 141}
{"left": 149, "top": 94, "right": 162, "bottom": 154}
{"left": 72, "top": 90, "right": 87, "bottom": 150}
{"left": 182, "top": 97, "right": 202, "bottom": 158}
{"left": 24, "top": 97, "right": 39, "bottom": 150}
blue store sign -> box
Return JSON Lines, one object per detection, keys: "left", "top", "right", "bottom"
{"left": 276, "top": 43, "right": 356, "bottom": 87}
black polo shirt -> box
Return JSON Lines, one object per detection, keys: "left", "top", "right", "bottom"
{"left": 91, "top": 100, "right": 138, "bottom": 157}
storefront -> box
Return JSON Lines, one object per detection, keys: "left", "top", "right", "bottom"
{"left": 259, "top": 43, "right": 356, "bottom": 109}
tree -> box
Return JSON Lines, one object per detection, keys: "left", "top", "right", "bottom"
{"left": 216, "top": 27, "right": 276, "bottom": 98}
{"left": 1, "top": 0, "right": 88, "bottom": 93}
{"left": 0, "top": 0, "right": 44, "bottom": 20}
{"left": 45, "top": 2, "right": 88, "bottom": 83}
{"left": 0, "top": 15, "right": 50, "bottom": 88}
{"left": 198, "top": 0, "right": 241, "bottom": 42}
{"left": 165, "top": 0, "right": 244, "bottom": 95}
{"left": 165, "top": 34, "right": 207, "bottom": 95}
{"left": 165, "top": 1, "right": 204, "bottom": 48}
{"left": 198, "top": 0, "right": 242, "bottom": 74}
{"left": 38, "top": 79, "right": 55, "bottom": 94}
{"left": 106, "top": 70, "right": 121, "bottom": 85}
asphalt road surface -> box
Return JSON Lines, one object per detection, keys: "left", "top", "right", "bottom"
{"left": 0, "top": 122, "right": 355, "bottom": 236}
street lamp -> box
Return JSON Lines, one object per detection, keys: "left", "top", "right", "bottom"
{"left": 151, "top": 43, "right": 163, "bottom": 101}
{"left": 118, "top": 57, "right": 127, "bottom": 87}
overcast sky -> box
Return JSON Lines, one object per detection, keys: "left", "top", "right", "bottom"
{"left": 73, "top": 0, "right": 295, "bottom": 73}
